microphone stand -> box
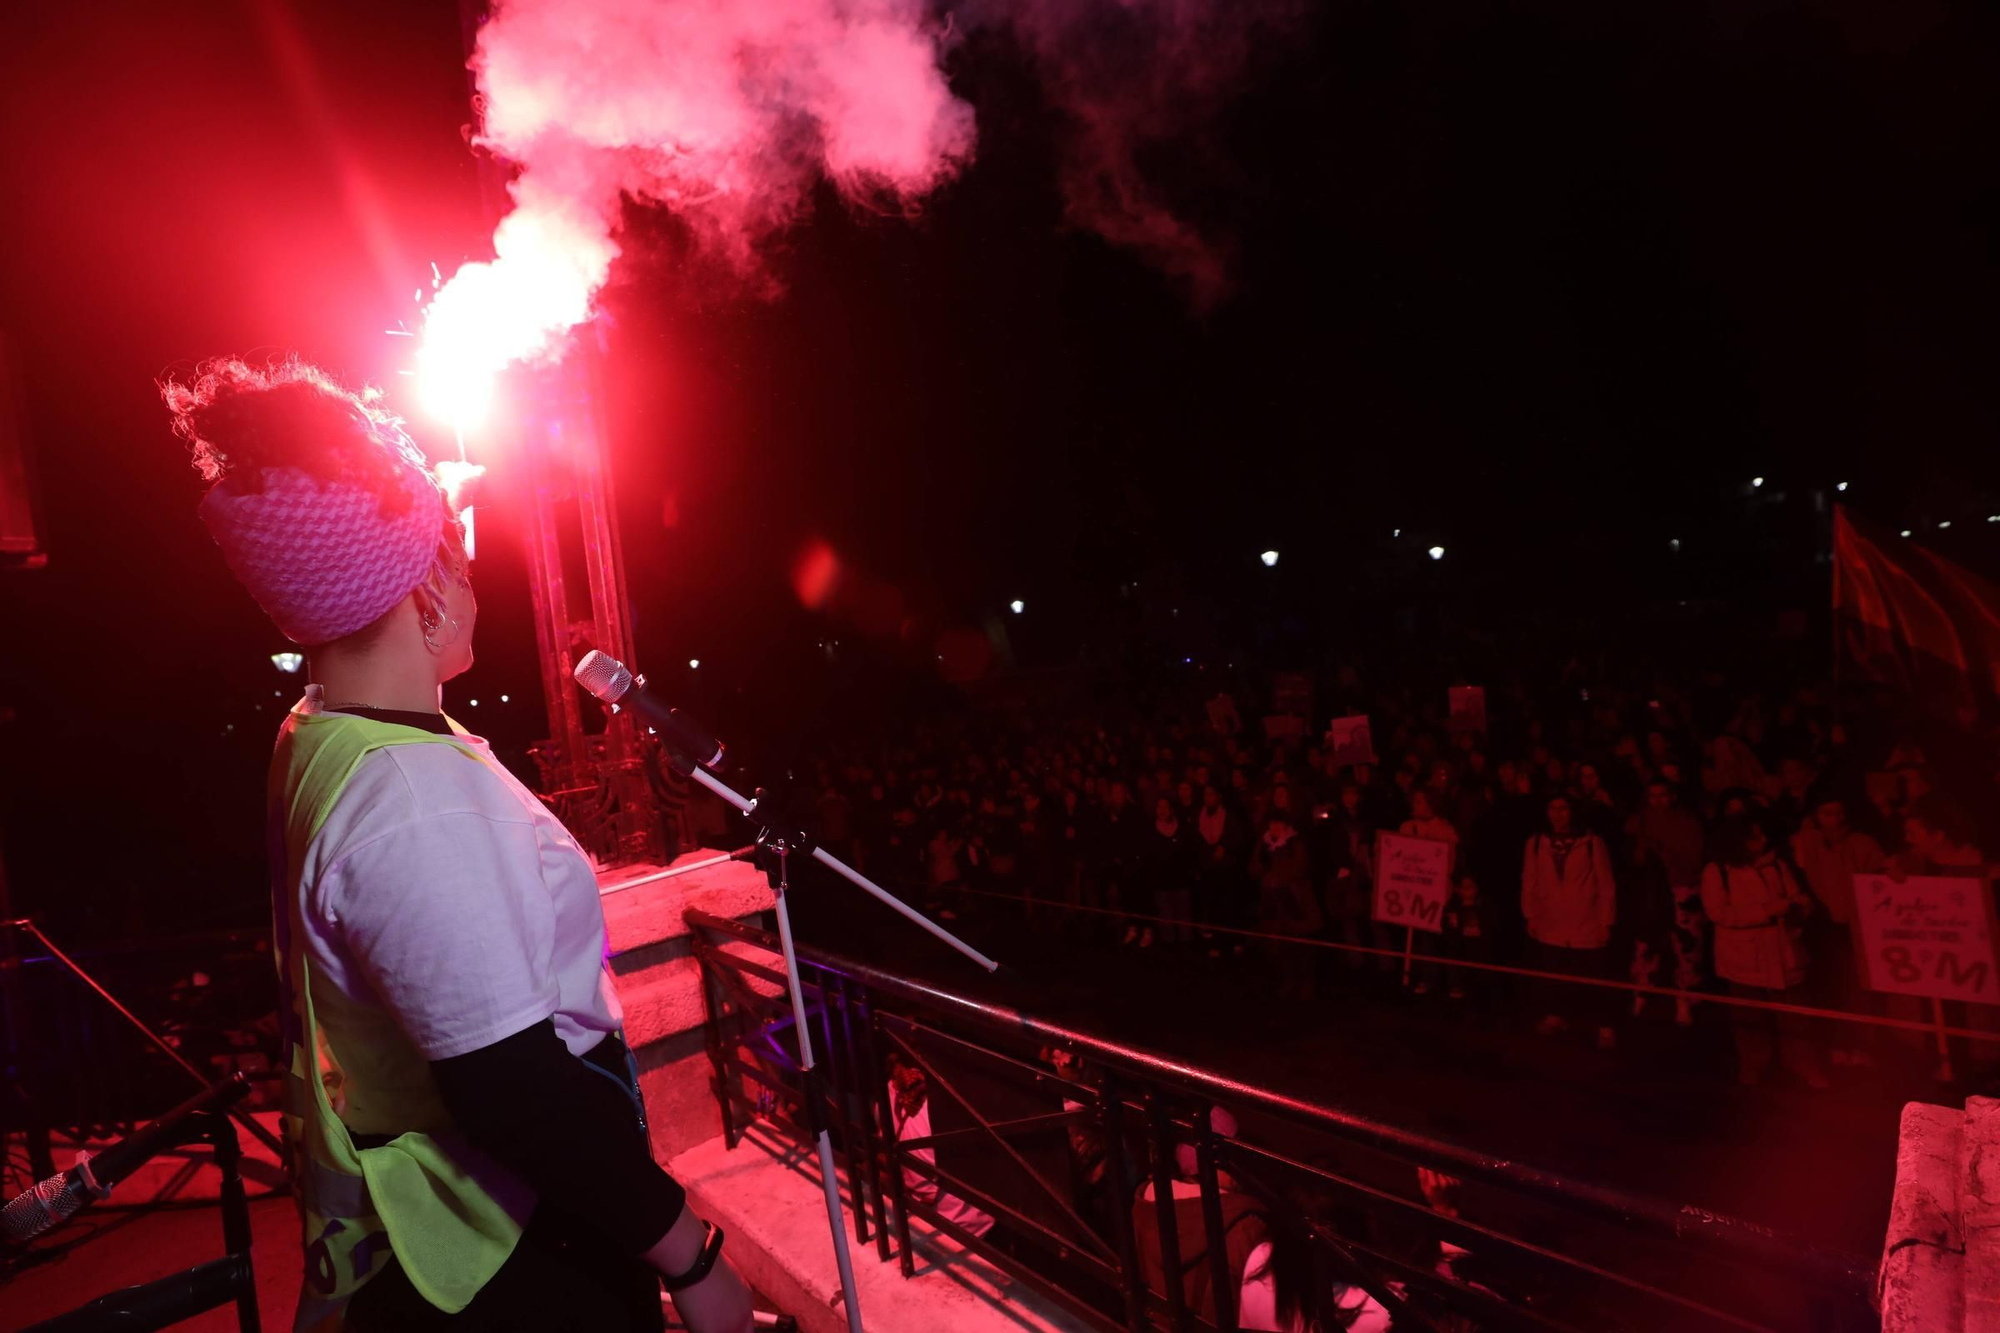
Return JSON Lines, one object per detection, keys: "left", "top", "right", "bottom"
{"left": 576, "top": 650, "right": 1003, "bottom": 1332}
{"left": 687, "top": 767, "right": 998, "bottom": 973}
{"left": 664, "top": 757, "right": 1001, "bottom": 1333}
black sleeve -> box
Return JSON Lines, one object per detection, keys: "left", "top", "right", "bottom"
{"left": 431, "top": 1020, "right": 687, "bottom": 1257}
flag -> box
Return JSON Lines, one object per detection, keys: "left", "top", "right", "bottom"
{"left": 1833, "top": 506, "right": 2000, "bottom": 724}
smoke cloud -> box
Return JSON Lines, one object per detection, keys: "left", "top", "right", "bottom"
{"left": 972, "top": 0, "right": 1302, "bottom": 308}
{"left": 422, "top": 0, "right": 1297, "bottom": 410}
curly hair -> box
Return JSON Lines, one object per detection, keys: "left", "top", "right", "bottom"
{"left": 160, "top": 356, "right": 426, "bottom": 514}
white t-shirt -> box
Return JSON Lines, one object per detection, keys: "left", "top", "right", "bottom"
{"left": 296, "top": 701, "right": 622, "bottom": 1087}
{"left": 1238, "top": 1240, "right": 1391, "bottom": 1333}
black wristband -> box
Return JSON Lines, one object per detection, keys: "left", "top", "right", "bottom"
{"left": 661, "top": 1221, "right": 725, "bottom": 1292}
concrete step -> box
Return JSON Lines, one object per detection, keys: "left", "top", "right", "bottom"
{"left": 669, "top": 1124, "right": 1095, "bottom": 1333}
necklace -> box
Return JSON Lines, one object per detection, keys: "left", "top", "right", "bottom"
{"left": 321, "top": 700, "right": 426, "bottom": 714}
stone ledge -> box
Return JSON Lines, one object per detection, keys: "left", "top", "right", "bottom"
{"left": 668, "top": 1125, "right": 1094, "bottom": 1333}
{"left": 600, "top": 849, "right": 774, "bottom": 960}
{"left": 1879, "top": 1097, "right": 2000, "bottom": 1333}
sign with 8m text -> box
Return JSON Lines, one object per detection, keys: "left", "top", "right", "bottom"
{"left": 1852, "top": 874, "right": 1999, "bottom": 1005}
{"left": 1373, "top": 832, "right": 1449, "bottom": 935}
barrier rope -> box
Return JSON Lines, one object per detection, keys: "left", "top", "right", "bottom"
{"left": 936, "top": 885, "right": 2000, "bottom": 1044}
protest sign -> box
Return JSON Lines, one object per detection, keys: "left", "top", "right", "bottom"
{"left": 1262, "top": 714, "right": 1306, "bottom": 743}
{"left": 1373, "top": 831, "right": 1450, "bottom": 935}
{"left": 1272, "top": 670, "right": 1313, "bottom": 718}
{"left": 1852, "top": 874, "right": 2000, "bottom": 1005}
{"left": 1448, "top": 685, "right": 1487, "bottom": 733}
{"left": 1325, "top": 715, "right": 1377, "bottom": 768}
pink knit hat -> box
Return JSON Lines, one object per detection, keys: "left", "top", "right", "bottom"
{"left": 199, "top": 457, "right": 452, "bottom": 646}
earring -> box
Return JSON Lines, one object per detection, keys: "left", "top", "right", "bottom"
{"left": 421, "top": 610, "right": 461, "bottom": 653}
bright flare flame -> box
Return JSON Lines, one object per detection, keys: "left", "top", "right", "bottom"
{"left": 419, "top": 190, "right": 617, "bottom": 429}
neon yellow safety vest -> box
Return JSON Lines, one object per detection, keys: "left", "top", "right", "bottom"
{"left": 270, "top": 706, "right": 529, "bottom": 1330}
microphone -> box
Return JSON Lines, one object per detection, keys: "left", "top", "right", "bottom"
{"left": 574, "top": 651, "right": 725, "bottom": 770}
{"left": 3, "top": 1074, "right": 247, "bottom": 1244}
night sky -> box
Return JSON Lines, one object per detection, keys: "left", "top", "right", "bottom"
{"left": 1, "top": 0, "right": 1995, "bottom": 928}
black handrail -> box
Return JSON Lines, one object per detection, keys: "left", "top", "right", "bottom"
{"left": 2, "top": 918, "right": 283, "bottom": 1161}
{"left": 687, "top": 907, "right": 1876, "bottom": 1332}
{"left": 687, "top": 909, "right": 1870, "bottom": 1291}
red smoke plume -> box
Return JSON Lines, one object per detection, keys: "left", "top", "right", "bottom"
{"left": 421, "top": 0, "right": 1296, "bottom": 414}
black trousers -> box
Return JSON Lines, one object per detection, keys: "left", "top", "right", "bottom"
{"left": 344, "top": 1204, "right": 666, "bottom": 1332}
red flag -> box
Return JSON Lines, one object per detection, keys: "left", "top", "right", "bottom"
{"left": 1833, "top": 506, "right": 2000, "bottom": 723}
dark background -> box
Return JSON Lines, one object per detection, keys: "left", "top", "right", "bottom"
{"left": 1, "top": 0, "right": 1995, "bottom": 934}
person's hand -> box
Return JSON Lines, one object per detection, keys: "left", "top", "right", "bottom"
{"left": 669, "top": 1258, "right": 754, "bottom": 1333}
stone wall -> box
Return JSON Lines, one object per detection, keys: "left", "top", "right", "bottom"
{"left": 598, "top": 850, "right": 774, "bottom": 1164}
{"left": 1879, "top": 1095, "right": 2000, "bottom": 1332}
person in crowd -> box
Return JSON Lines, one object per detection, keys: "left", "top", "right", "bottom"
{"left": 1100, "top": 779, "right": 1144, "bottom": 931}
{"left": 1896, "top": 794, "right": 1988, "bottom": 878}
{"left": 1399, "top": 789, "right": 1460, "bottom": 862}
{"left": 886, "top": 1054, "right": 996, "bottom": 1238}
{"left": 1632, "top": 772, "right": 1712, "bottom": 1020}
{"left": 1238, "top": 1209, "right": 1391, "bottom": 1333}
{"left": 1440, "top": 874, "right": 1489, "bottom": 1002}
{"left": 1056, "top": 785, "right": 1090, "bottom": 911}
{"left": 1197, "top": 782, "right": 1253, "bottom": 956}
{"left": 1327, "top": 781, "right": 1385, "bottom": 972}
{"left": 1568, "top": 762, "right": 1621, "bottom": 837}
{"left": 1790, "top": 794, "right": 1886, "bottom": 1064}
{"left": 1701, "top": 816, "right": 1827, "bottom": 1088}
{"left": 1144, "top": 794, "right": 1200, "bottom": 948}
{"left": 168, "top": 358, "right": 750, "bottom": 1331}
{"left": 1521, "top": 795, "right": 1619, "bottom": 1049}
{"left": 1017, "top": 787, "right": 1053, "bottom": 919}
{"left": 926, "top": 820, "right": 968, "bottom": 914}
{"left": 1254, "top": 812, "right": 1322, "bottom": 1002}
{"left": 1132, "top": 1107, "right": 1269, "bottom": 1327}
{"left": 1704, "top": 728, "right": 1768, "bottom": 803}
{"left": 1627, "top": 779, "right": 1709, "bottom": 1025}
{"left": 1399, "top": 789, "right": 1459, "bottom": 995}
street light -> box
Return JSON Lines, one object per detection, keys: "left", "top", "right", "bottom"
{"left": 1009, "top": 599, "right": 1025, "bottom": 614}
{"left": 271, "top": 651, "right": 303, "bottom": 673}
{"left": 1836, "top": 482, "right": 1849, "bottom": 492}
{"left": 1427, "top": 546, "right": 1445, "bottom": 561}
{"left": 689, "top": 659, "right": 701, "bottom": 670}
{"left": 1752, "top": 476, "right": 1765, "bottom": 488}
{"left": 1260, "top": 550, "right": 1280, "bottom": 567}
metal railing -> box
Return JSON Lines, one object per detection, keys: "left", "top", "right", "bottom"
{"left": 688, "top": 908, "right": 1878, "bottom": 1333}
{"left": 1, "top": 919, "right": 283, "bottom": 1177}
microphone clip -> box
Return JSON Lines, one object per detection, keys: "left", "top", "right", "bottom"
{"left": 748, "top": 782, "right": 817, "bottom": 891}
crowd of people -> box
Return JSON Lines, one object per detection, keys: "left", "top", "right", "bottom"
{"left": 763, "top": 641, "right": 1996, "bottom": 1090}
{"left": 741, "top": 643, "right": 1990, "bottom": 1330}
